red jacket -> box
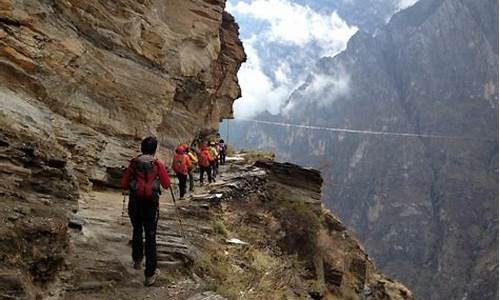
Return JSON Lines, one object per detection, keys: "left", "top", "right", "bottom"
{"left": 121, "top": 155, "right": 171, "bottom": 190}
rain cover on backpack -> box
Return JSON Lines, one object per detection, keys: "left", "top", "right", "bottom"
{"left": 130, "top": 155, "right": 161, "bottom": 200}
{"left": 172, "top": 154, "right": 188, "bottom": 174}
{"left": 199, "top": 150, "right": 211, "bottom": 168}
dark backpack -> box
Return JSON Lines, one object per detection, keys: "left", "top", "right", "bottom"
{"left": 131, "top": 158, "right": 161, "bottom": 200}
{"left": 219, "top": 143, "right": 226, "bottom": 154}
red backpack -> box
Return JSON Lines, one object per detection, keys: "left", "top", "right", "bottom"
{"left": 131, "top": 158, "right": 160, "bottom": 200}
{"left": 172, "top": 154, "right": 188, "bottom": 174}
{"left": 199, "top": 150, "right": 211, "bottom": 168}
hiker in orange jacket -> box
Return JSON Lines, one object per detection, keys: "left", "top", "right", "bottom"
{"left": 121, "top": 136, "right": 171, "bottom": 287}
{"left": 198, "top": 143, "right": 213, "bottom": 185}
{"left": 172, "top": 145, "right": 191, "bottom": 200}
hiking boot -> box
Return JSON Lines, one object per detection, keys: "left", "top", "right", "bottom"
{"left": 144, "top": 270, "right": 160, "bottom": 287}
{"left": 133, "top": 260, "right": 142, "bottom": 270}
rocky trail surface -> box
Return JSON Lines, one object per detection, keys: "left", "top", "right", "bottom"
{"left": 52, "top": 162, "right": 236, "bottom": 300}
{"left": 24, "top": 154, "right": 413, "bottom": 300}
{"left": 0, "top": 1, "right": 414, "bottom": 299}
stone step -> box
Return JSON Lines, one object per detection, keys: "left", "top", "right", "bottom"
{"left": 188, "top": 291, "right": 227, "bottom": 300}
{"left": 156, "top": 234, "right": 185, "bottom": 244}
{"left": 157, "top": 260, "right": 184, "bottom": 272}
{"left": 157, "top": 241, "right": 189, "bottom": 249}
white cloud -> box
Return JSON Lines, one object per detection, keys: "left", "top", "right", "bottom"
{"left": 304, "top": 71, "right": 350, "bottom": 106}
{"left": 283, "top": 68, "right": 351, "bottom": 114}
{"left": 233, "top": 38, "right": 290, "bottom": 118}
{"left": 228, "top": 0, "right": 358, "bottom": 118}
{"left": 273, "top": 61, "right": 292, "bottom": 85}
{"left": 396, "top": 0, "right": 419, "bottom": 10}
{"left": 230, "top": 0, "right": 357, "bottom": 56}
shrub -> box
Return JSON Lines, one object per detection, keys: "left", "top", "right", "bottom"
{"left": 277, "top": 200, "right": 321, "bottom": 257}
{"left": 212, "top": 220, "right": 228, "bottom": 237}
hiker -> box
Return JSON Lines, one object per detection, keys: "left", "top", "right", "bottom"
{"left": 121, "top": 136, "right": 171, "bottom": 286}
{"left": 172, "top": 145, "right": 191, "bottom": 200}
{"left": 218, "top": 139, "right": 227, "bottom": 165}
{"left": 186, "top": 146, "right": 198, "bottom": 192}
{"left": 208, "top": 142, "right": 219, "bottom": 179}
{"left": 199, "top": 143, "right": 213, "bottom": 185}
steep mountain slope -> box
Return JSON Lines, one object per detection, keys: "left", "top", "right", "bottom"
{"left": 0, "top": 0, "right": 244, "bottom": 296}
{"left": 51, "top": 155, "right": 413, "bottom": 300}
{"left": 225, "top": 0, "right": 499, "bottom": 299}
{"left": 0, "top": 1, "right": 413, "bottom": 299}
{"left": 294, "top": 0, "right": 411, "bottom": 33}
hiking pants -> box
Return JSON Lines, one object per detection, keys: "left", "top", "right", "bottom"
{"left": 188, "top": 168, "right": 195, "bottom": 191}
{"left": 128, "top": 197, "right": 158, "bottom": 277}
{"left": 176, "top": 173, "right": 187, "bottom": 198}
{"left": 210, "top": 160, "right": 217, "bottom": 179}
{"left": 219, "top": 151, "right": 226, "bottom": 165}
{"left": 199, "top": 166, "right": 212, "bottom": 184}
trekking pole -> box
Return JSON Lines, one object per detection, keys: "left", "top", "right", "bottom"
{"left": 121, "top": 191, "right": 127, "bottom": 217}
{"left": 169, "top": 187, "right": 186, "bottom": 239}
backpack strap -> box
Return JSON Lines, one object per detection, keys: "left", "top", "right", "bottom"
{"left": 130, "top": 157, "right": 138, "bottom": 180}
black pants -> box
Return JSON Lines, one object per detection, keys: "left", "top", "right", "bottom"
{"left": 188, "top": 169, "right": 195, "bottom": 191}
{"left": 199, "top": 166, "right": 212, "bottom": 184}
{"left": 129, "top": 198, "right": 158, "bottom": 277}
{"left": 176, "top": 173, "right": 187, "bottom": 198}
{"left": 210, "top": 160, "right": 218, "bottom": 179}
{"left": 219, "top": 151, "right": 226, "bottom": 165}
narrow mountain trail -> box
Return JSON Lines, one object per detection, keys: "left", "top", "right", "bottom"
{"left": 50, "top": 161, "right": 241, "bottom": 300}
{"left": 33, "top": 154, "right": 413, "bottom": 300}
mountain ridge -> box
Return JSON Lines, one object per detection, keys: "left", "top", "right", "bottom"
{"left": 224, "top": 0, "right": 498, "bottom": 298}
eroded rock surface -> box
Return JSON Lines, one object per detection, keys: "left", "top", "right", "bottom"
{"left": 0, "top": 0, "right": 244, "bottom": 297}
{"left": 48, "top": 154, "right": 412, "bottom": 299}
{"left": 227, "top": 0, "right": 498, "bottom": 298}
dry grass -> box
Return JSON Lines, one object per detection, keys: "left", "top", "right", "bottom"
{"left": 226, "top": 144, "right": 236, "bottom": 156}
{"left": 241, "top": 150, "right": 275, "bottom": 164}
{"left": 276, "top": 199, "right": 321, "bottom": 257}
{"left": 194, "top": 243, "right": 310, "bottom": 300}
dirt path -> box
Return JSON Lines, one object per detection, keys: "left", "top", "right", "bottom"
{"left": 51, "top": 163, "right": 234, "bottom": 300}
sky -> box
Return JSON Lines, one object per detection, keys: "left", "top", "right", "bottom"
{"left": 227, "top": 0, "right": 419, "bottom": 119}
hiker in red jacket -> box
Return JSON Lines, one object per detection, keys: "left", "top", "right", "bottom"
{"left": 121, "top": 136, "right": 171, "bottom": 287}
{"left": 198, "top": 143, "right": 213, "bottom": 185}
{"left": 171, "top": 145, "right": 191, "bottom": 200}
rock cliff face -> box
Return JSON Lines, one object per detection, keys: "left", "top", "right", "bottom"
{"left": 35, "top": 154, "right": 414, "bottom": 299}
{"left": 226, "top": 0, "right": 498, "bottom": 299}
{"left": 0, "top": 0, "right": 244, "bottom": 296}
{"left": 0, "top": 1, "right": 410, "bottom": 299}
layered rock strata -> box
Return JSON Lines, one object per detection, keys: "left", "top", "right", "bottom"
{"left": 0, "top": 0, "right": 244, "bottom": 296}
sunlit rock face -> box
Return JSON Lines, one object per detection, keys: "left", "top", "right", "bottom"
{"left": 0, "top": 0, "right": 246, "bottom": 190}
{"left": 0, "top": 0, "right": 244, "bottom": 294}
{"left": 226, "top": 0, "right": 499, "bottom": 299}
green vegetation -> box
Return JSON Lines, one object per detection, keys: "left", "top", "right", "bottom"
{"left": 212, "top": 220, "right": 228, "bottom": 237}
{"left": 276, "top": 200, "right": 321, "bottom": 257}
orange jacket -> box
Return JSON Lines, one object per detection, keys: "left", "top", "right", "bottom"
{"left": 172, "top": 146, "right": 191, "bottom": 175}
{"left": 199, "top": 148, "right": 212, "bottom": 167}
